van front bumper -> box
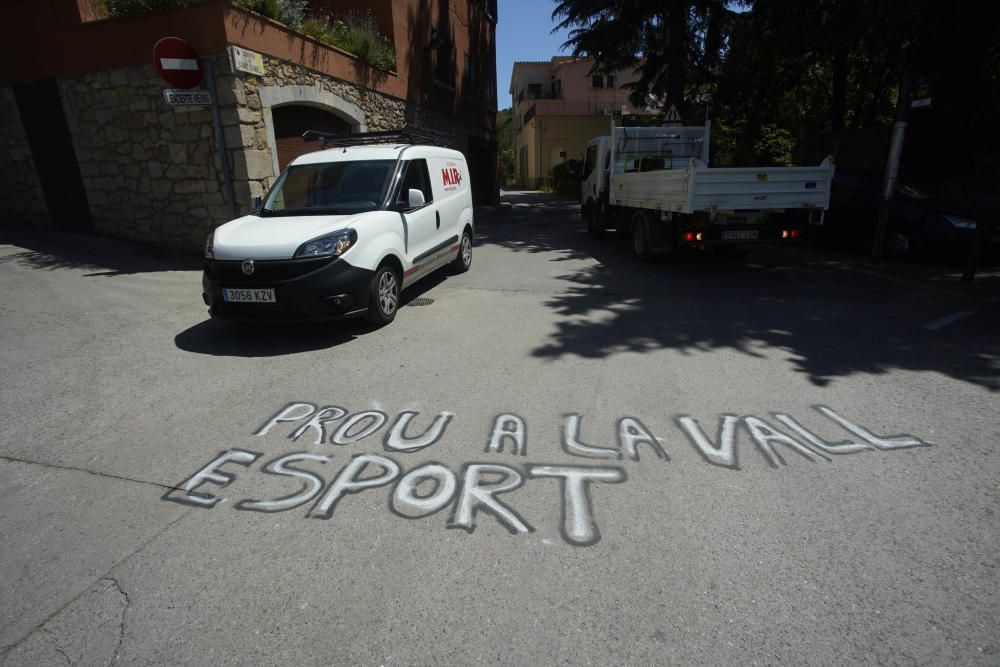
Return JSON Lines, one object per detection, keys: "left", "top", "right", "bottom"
{"left": 202, "top": 256, "right": 373, "bottom": 321}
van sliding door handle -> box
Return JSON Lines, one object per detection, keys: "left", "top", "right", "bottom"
{"left": 435, "top": 211, "right": 440, "bottom": 229}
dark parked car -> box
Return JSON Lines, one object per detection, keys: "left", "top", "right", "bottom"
{"left": 815, "top": 170, "right": 998, "bottom": 258}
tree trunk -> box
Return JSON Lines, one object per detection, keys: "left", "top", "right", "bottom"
{"left": 829, "top": 0, "right": 856, "bottom": 133}
{"left": 831, "top": 49, "right": 848, "bottom": 132}
{"left": 667, "top": 0, "right": 687, "bottom": 109}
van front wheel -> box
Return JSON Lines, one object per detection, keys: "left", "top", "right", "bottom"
{"left": 365, "top": 264, "right": 400, "bottom": 326}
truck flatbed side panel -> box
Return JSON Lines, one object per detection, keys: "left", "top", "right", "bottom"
{"left": 611, "top": 169, "right": 692, "bottom": 212}
{"left": 691, "top": 165, "right": 833, "bottom": 211}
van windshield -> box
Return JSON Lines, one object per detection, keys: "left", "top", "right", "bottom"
{"left": 260, "top": 160, "right": 395, "bottom": 216}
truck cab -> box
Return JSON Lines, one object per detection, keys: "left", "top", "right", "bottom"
{"left": 581, "top": 136, "right": 611, "bottom": 236}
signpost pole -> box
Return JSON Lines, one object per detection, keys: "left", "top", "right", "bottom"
{"left": 872, "top": 71, "right": 913, "bottom": 260}
{"left": 204, "top": 60, "right": 238, "bottom": 219}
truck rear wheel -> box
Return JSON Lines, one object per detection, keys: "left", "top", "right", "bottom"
{"left": 587, "top": 200, "right": 605, "bottom": 238}
{"left": 631, "top": 212, "right": 653, "bottom": 261}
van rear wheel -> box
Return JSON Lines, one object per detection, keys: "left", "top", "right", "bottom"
{"left": 450, "top": 230, "right": 472, "bottom": 273}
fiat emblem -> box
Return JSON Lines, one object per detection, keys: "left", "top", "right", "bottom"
{"left": 241, "top": 259, "right": 255, "bottom": 275}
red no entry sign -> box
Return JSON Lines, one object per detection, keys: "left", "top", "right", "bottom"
{"left": 153, "top": 37, "right": 203, "bottom": 89}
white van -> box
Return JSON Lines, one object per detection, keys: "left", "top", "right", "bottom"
{"left": 202, "top": 131, "right": 474, "bottom": 326}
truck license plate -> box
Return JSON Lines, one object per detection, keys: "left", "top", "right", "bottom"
{"left": 223, "top": 288, "right": 276, "bottom": 303}
{"left": 721, "top": 230, "right": 758, "bottom": 240}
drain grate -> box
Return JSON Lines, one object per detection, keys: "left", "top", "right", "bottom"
{"left": 408, "top": 297, "right": 434, "bottom": 307}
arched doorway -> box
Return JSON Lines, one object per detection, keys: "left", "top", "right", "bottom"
{"left": 272, "top": 105, "right": 351, "bottom": 171}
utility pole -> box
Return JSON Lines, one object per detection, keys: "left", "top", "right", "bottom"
{"left": 872, "top": 71, "right": 913, "bottom": 260}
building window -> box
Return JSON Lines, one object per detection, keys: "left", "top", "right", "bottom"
{"left": 431, "top": 27, "right": 454, "bottom": 87}
{"left": 467, "top": 0, "right": 497, "bottom": 22}
{"left": 486, "top": 75, "right": 497, "bottom": 110}
{"left": 463, "top": 54, "right": 478, "bottom": 99}
{"left": 606, "top": 74, "right": 615, "bottom": 88}
{"left": 527, "top": 83, "right": 542, "bottom": 99}
{"left": 592, "top": 75, "right": 604, "bottom": 89}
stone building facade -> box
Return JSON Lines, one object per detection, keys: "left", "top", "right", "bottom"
{"left": 0, "top": 88, "right": 50, "bottom": 227}
{"left": 0, "top": 0, "right": 498, "bottom": 252}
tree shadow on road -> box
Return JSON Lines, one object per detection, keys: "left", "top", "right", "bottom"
{"left": 479, "top": 192, "right": 1000, "bottom": 392}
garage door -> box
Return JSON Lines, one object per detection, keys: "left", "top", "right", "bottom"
{"left": 273, "top": 105, "right": 351, "bottom": 171}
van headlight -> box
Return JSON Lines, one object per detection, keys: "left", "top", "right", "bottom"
{"left": 204, "top": 233, "right": 214, "bottom": 259}
{"left": 294, "top": 229, "right": 357, "bottom": 258}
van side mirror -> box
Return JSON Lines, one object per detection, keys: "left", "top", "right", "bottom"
{"left": 252, "top": 196, "right": 262, "bottom": 212}
{"left": 407, "top": 188, "right": 426, "bottom": 209}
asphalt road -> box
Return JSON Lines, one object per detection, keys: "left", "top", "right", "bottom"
{"left": 1, "top": 192, "right": 998, "bottom": 665}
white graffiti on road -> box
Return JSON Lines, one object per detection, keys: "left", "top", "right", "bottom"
{"left": 165, "top": 403, "right": 933, "bottom": 547}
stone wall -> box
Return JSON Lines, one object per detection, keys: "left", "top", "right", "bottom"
{"left": 224, "top": 54, "right": 493, "bottom": 195}
{"left": 222, "top": 54, "right": 408, "bottom": 195}
{"left": 15, "top": 48, "right": 494, "bottom": 253}
{"left": 58, "top": 56, "right": 233, "bottom": 251}
{"left": 0, "top": 86, "right": 51, "bottom": 226}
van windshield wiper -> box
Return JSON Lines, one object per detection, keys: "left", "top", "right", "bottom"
{"left": 260, "top": 207, "right": 356, "bottom": 217}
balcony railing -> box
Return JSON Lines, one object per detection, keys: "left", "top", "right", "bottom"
{"left": 523, "top": 89, "right": 561, "bottom": 100}
{"left": 530, "top": 99, "right": 644, "bottom": 116}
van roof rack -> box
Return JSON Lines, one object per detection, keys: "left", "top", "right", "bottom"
{"left": 301, "top": 125, "right": 458, "bottom": 149}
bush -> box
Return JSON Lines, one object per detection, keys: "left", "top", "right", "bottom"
{"left": 233, "top": 0, "right": 307, "bottom": 29}
{"left": 499, "top": 148, "right": 514, "bottom": 185}
{"left": 753, "top": 124, "right": 795, "bottom": 166}
{"left": 106, "top": 0, "right": 193, "bottom": 17}
{"left": 303, "top": 10, "right": 395, "bottom": 71}
{"left": 551, "top": 161, "right": 582, "bottom": 197}
{"left": 276, "top": 0, "right": 307, "bottom": 29}
{"left": 107, "top": 0, "right": 394, "bottom": 72}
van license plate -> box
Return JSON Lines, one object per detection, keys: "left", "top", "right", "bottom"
{"left": 721, "top": 230, "right": 758, "bottom": 240}
{"left": 223, "top": 288, "right": 276, "bottom": 303}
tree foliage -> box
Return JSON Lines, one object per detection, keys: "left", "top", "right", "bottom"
{"left": 552, "top": 0, "right": 730, "bottom": 112}
{"left": 497, "top": 108, "right": 515, "bottom": 184}
{"left": 551, "top": 0, "right": 1000, "bottom": 181}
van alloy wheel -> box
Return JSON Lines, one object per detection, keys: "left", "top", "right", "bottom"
{"left": 366, "top": 265, "right": 400, "bottom": 326}
{"left": 461, "top": 235, "right": 472, "bottom": 267}
{"left": 451, "top": 231, "right": 472, "bottom": 273}
{"left": 378, "top": 270, "right": 398, "bottom": 315}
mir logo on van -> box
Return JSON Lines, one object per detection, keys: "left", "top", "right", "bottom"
{"left": 442, "top": 166, "right": 462, "bottom": 187}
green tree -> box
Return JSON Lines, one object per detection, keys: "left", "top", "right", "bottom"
{"left": 551, "top": 0, "right": 731, "bottom": 113}
{"left": 554, "top": 0, "right": 999, "bottom": 178}
{"left": 496, "top": 108, "right": 514, "bottom": 184}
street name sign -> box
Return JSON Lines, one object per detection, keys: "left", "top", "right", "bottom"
{"left": 231, "top": 46, "right": 265, "bottom": 76}
{"left": 164, "top": 89, "right": 212, "bottom": 106}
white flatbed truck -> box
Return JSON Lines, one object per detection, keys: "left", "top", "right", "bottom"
{"left": 580, "top": 122, "right": 835, "bottom": 259}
